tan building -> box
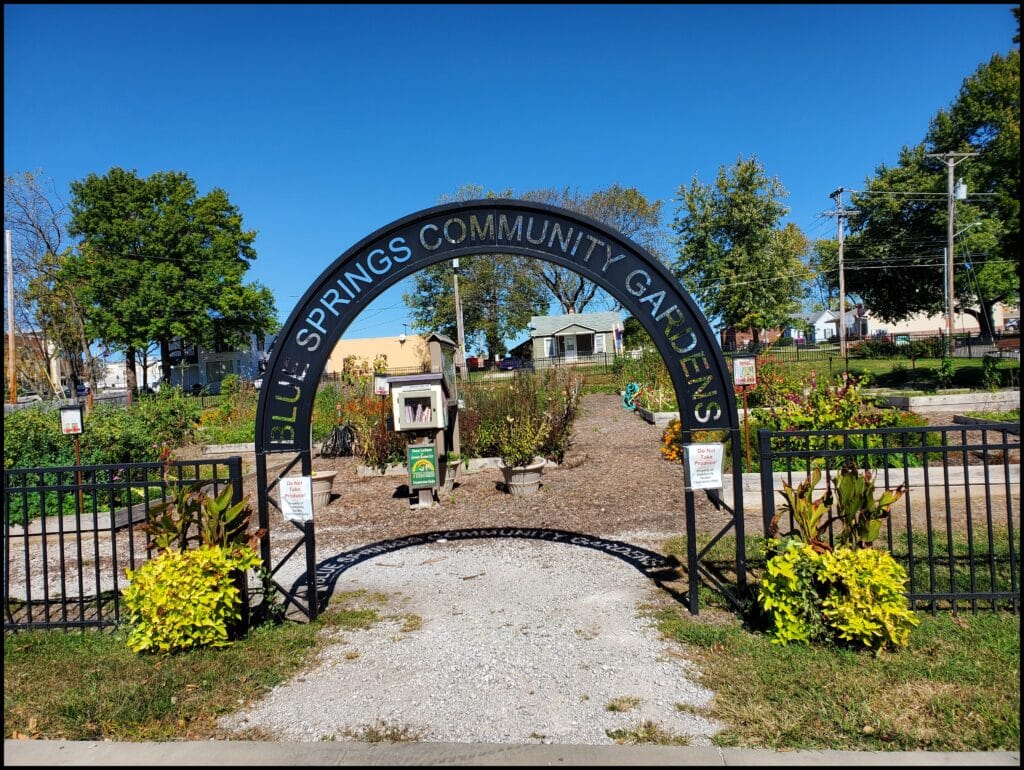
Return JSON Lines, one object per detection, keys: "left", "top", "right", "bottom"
{"left": 870, "top": 302, "right": 1015, "bottom": 336}
{"left": 326, "top": 334, "right": 430, "bottom": 375}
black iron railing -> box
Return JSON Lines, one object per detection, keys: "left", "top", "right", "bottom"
{"left": 758, "top": 424, "right": 1020, "bottom": 613}
{"left": 4, "top": 457, "right": 243, "bottom": 632}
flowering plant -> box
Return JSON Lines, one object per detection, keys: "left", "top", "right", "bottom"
{"left": 497, "top": 413, "right": 551, "bottom": 468}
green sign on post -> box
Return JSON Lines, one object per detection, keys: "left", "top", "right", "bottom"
{"left": 408, "top": 445, "right": 438, "bottom": 489}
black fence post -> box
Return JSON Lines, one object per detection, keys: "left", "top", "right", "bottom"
{"left": 757, "top": 428, "right": 774, "bottom": 536}
{"left": 228, "top": 456, "right": 243, "bottom": 506}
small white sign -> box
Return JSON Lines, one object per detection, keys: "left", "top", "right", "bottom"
{"left": 280, "top": 476, "right": 313, "bottom": 522}
{"left": 374, "top": 376, "right": 389, "bottom": 397}
{"left": 733, "top": 356, "right": 757, "bottom": 388}
{"left": 59, "top": 407, "right": 83, "bottom": 435}
{"left": 684, "top": 443, "right": 725, "bottom": 490}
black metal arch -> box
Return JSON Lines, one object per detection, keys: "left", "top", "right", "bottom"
{"left": 254, "top": 199, "right": 745, "bottom": 619}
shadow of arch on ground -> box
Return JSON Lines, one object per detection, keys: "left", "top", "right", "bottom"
{"left": 295, "top": 528, "right": 686, "bottom": 611}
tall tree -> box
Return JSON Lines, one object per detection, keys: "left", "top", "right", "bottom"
{"left": 4, "top": 171, "right": 103, "bottom": 396}
{"left": 845, "top": 26, "right": 1019, "bottom": 334}
{"left": 520, "top": 185, "right": 668, "bottom": 314}
{"left": 670, "top": 155, "right": 810, "bottom": 348}
{"left": 404, "top": 254, "right": 548, "bottom": 364}
{"left": 64, "top": 168, "right": 278, "bottom": 389}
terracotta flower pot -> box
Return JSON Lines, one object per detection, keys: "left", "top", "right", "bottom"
{"left": 500, "top": 457, "right": 545, "bottom": 496}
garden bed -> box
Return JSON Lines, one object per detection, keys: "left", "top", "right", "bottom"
{"left": 869, "top": 389, "right": 1019, "bottom": 413}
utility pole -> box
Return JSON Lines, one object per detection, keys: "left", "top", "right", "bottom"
{"left": 926, "top": 151, "right": 976, "bottom": 352}
{"left": 452, "top": 258, "right": 467, "bottom": 380}
{"left": 825, "top": 189, "right": 856, "bottom": 358}
{"left": 6, "top": 229, "right": 16, "bottom": 404}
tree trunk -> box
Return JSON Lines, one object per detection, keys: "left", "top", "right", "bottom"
{"left": 160, "top": 339, "right": 172, "bottom": 384}
{"left": 125, "top": 346, "right": 138, "bottom": 393}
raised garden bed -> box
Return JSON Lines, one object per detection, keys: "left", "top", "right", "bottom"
{"left": 870, "top": 389, "right": 1019, "bottom": 414}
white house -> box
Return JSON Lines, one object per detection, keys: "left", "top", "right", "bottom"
{"left": 788, "top": 310, "right": 838, "bottom": 343}
{"left": 527, "top": 311, "right": 623, "bottom": 364}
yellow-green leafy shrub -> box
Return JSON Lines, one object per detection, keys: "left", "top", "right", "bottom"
{"left": 757, "top": 538, "right": 827, "bottom": 645}
{"left": 757, "top": 538, "right": 919, "bottom": 653}
{"left": 123, "top": 544, "right": 261, "bottom": 655}
{"left": 817, "top": 547, "right": 920, "bottom": 651}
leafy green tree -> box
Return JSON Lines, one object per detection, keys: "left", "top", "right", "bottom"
{"left": 519, "top": 185, "right": 668, "bottom": 313}
{"left": 808, "top": 239, "right": 841, "bottom": 311}
{"left": 405, "top": 254, "right": 548, "bottom": 365}
{"left": 63, "top": 168, "right": 277, "bottom": 390}
{"left": 4, "top": 171, "right": 104, "bottom": 396}
{"left": 671, "top": 155, "right": 810, "bottom": 348}
{"left": 845, "top": 25, "right": 1019, "bottom": 335}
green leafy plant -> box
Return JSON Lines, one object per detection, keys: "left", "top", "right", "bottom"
{"left": 123, "top": 450, "right": 269, "bottom": 654}
{"left": 756, "top": 538, "right": 827, "bottom": 645}
{"left": 122, "top": 544, "right": 262, "bottom": 654}
{"left": 981, "top": 354, "right": 1002, "bottom": 392}
{"left": 831, "top": 463, "right": 904, "bottom": 548}
{"left": 757, "top": 538, "right": 919, "bottom": 653}
{"left": 771, "top": 466, "right": 832, "bottom": 553}
{"left": 817, "top": 546, "right": 920, "bottom": 651}
{"left": 497, "top": 413, "right": 551, "bottom": 468}
{"left": 936, "top": 356, "right": 956, "bottom": 389}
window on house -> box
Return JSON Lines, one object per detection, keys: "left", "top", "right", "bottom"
{"left": 205, "top": 360, "right": 236, "bottom": 384}
{"left": 594, "top": 333, "right": 606, "bottom": 354}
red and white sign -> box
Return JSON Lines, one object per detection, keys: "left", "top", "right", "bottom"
{"left": 684, "top": 443, "right": 725, "bottom": 490}
{"left": 59, "top": 407, "right": 83, "bottom": 435}
{"left": 280, "top": 476, "right": 313, "bottom": 522}
{"left": 733, "top": 357, "right": 757, "bottom": 388}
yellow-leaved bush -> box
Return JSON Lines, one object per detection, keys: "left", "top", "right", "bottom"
{"left": 757, "top": 538, "right": 919, "bottom": 653}
{"left": 817, "top": 546, "right": 920, "bottom": 651}
{"left": 123, "top": 544, "right": 262, "bottom": 655}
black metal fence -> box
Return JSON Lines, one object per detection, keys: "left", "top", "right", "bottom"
{"left": 758, "top": 424, "right": 1020, "bottom": 613}
{"left": 3, "top": 457, "right": 243, "bottom": 632}
{"left": 734, "top": 331, "right": 1021, "bottom": 366}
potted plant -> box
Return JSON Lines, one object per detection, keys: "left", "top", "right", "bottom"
{"left": 441, "top": 450, "right": 468, "bottom": 494}
{"left": 497, "top": 414, "right": 551, "bottom": 496}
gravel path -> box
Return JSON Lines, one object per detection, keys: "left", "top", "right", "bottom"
{"left": 216, "top": 394, "right": 724, "bottom": 745}
{"left": 217, "top": 539, "right": 721, "bottom": 745}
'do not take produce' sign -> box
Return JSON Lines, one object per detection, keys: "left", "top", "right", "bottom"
{"left": 684, "top": 443, "right": 725, "bottom": 490}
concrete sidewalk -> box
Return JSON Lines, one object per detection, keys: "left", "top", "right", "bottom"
{"left": 4, "top": 740, "right": 1020, "bottom": 766}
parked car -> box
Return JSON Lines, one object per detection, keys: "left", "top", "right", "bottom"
{"left": 497, "top": 356, "right": 530, "bottom": 371}
{"left": 465, "top": 355, "right": 485, "bottom": 371}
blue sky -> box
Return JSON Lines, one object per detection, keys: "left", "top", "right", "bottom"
{"left": 4, "top": 4, "right": 1018, "bottom": 353}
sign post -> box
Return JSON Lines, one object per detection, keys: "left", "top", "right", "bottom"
{"left": 732, "top": 356, "right": 757, "bottom": 474}
{"left": 59, "top": 404, "right": 85, "bottom": 518}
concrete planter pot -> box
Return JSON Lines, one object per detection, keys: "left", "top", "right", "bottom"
{"left": 311, "top": 470, "right": 337, "bottom": 510}
{"left": 442, "top": 459, "right": 463, "bottom": 494}
{"left": 500, "top": 457, "right": 546, "bottom": 496}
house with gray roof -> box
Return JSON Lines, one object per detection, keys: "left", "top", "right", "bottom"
{"left": 526, "top": 311, "right": 623, "bottom": 365}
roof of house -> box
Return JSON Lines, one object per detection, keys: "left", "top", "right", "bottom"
{"left": 799, "top": 310, "right": 837, "bottom": 325}
{"left": 528, "top": 311, "right": 622, "bottom": 337}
